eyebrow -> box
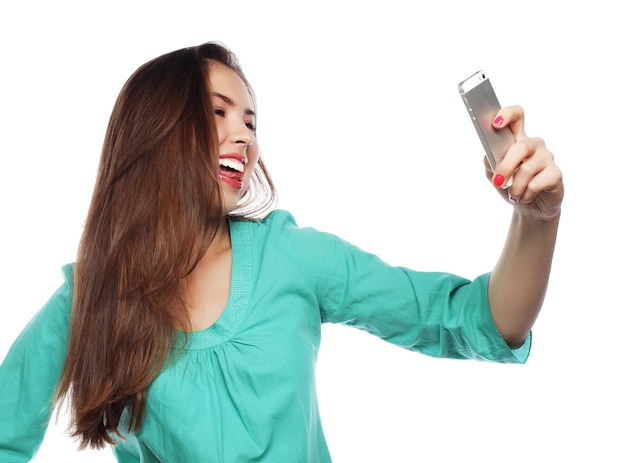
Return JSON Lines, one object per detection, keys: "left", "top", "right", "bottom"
{"left": 212, "top": 92, "right": 255, "bottom": 116}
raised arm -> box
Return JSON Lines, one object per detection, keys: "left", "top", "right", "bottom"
{"left": 485, "top": 105, "right": 564, "bottom": 347}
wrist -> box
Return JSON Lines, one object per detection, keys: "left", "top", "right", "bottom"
{"left": 512, "top": 208, "right": 561, "bottom": 237}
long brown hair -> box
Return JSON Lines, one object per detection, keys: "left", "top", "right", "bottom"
{"left": 54, "top": 42, "right": 276, "bottom": 449}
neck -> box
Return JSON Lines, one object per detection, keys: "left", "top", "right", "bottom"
{"left": 206, "top": 217, "right": 231, "bottom": 256}
{"left": 178, "top": 216, "right": 234, "bottom": 331}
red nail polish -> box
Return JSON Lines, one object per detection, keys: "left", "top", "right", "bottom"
{"left": 493, "top": 174, "right": 505, "bottom": 187}
{"left": 493, "top": 116, "right": 504, "bottom": 126}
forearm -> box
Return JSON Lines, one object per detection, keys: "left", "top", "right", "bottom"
{"left": 488, "top": 209, "right": 560, "bottom": 347}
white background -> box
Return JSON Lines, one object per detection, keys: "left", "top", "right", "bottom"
{"left": 1, "top": 1, "right": 624, "bottom": 461}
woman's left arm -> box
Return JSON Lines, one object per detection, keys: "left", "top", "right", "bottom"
{"left": 486, "top": 105, "right": 564, "bottom": 348}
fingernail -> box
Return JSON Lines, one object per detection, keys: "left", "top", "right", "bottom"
{"left": 493, "top": 174, "right": 505, "bottom": 187}
{"left": 509, "top": 196, "right": 518, "bottom": 204}
{"left": 493, "top": 116, "right": 504, "bottom": 126}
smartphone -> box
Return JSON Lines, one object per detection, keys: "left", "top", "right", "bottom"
{"left": 458, "top": 71, "right": 515, "bottom": 186}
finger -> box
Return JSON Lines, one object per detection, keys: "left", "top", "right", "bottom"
{"left": 518, "top": 163, "right": 563, "bottom": 205}
{"left": 507, "top": 143, "right": 560, "bottom": 204}
{"left": 505, "top": 140, "right": 549, "bottom": 195}
{"left": 483, "top": 155, "right": 494, "bottom": 176}
{"left": 493, "top": 105, "right": 526, "bottom": 140}
{"left": 492, "top": 137, "right": 546, "bottom": 188}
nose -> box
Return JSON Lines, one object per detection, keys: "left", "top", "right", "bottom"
{"left": 229, "top": 120, "right": 254, "bottom": 148}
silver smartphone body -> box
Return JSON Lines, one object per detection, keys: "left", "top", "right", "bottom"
{"left": 458, "top": 71, "right": 515, "bottom": 172}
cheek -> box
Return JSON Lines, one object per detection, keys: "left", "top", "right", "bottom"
{"left": 247, "top": 144, "right": 261, "bottom": 172}
{"left": 216, "top": 121, "right": 227, "bottom": 145}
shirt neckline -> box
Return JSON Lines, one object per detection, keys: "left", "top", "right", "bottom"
{"left": 177, "top": 217, "right": 251, "bottom": 350}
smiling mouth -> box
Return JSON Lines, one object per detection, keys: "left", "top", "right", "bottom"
{"left": 219, "top": 157, "right": 246, "bottom": 189}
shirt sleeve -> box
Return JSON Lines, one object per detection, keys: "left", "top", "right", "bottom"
{"left": 277, "top": 213, "right": 530, "bottom": 364}
{"left": 0, "top": 264, "right": 74, "bottom": 461}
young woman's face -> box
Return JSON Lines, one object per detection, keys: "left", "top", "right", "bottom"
{"left": 209, "top": 61, "right": 259, "bottom": 214}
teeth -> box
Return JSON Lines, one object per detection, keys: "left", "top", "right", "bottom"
{"left": 219, "top": 158, "right": 245, "bottom": 172}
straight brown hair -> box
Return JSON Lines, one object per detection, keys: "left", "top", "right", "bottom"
{"left": 54, "top": 42, "right": 276, "bottom": 449}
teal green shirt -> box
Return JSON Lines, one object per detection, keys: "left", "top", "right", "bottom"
{"left": 0, "top": 210, "right": 529, "bottom": 462}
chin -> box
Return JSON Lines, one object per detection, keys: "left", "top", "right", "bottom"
{"left": 222, "top": 196, "right": 242, "bottom": 215}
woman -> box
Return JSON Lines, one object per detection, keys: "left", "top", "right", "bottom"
{"left": 0, "top": 41, "right": 563, "bottom": 462}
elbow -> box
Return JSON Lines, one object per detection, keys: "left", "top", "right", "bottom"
{"left": 498, "top": 326, "right": 530, "bottom": 349}
{"left": 505, "top": 334, "right": 528, "bottom": 350}
{"left": 489, "top": 304, "right": 537, "bottom": 349}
